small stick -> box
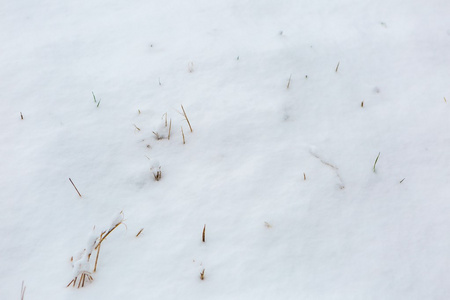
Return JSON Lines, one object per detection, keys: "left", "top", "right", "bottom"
{"left": 181, "top": 105, "right": 193, "bottom": 132}
{"left": 69, "top": 178, "right": 82, "bottom": 197}
{"left": 181, "top": 126, "right": 185, "bottom": 144}
{"left": 138, "top": 109, "right": 141, "bottom": 114}
{"left": 202, "top": 224, "right": 206, "bottom": 242}
{"left": 94, "top": 232, "right": 103, "bottom": 272}
{"left": 373, "top": 152, "right": 381, "bottom": 172}
{"left": 168, "top": 119, "right": 172, "bottom": 140}
{"left": 335, "top": 61, "right": 340, "bottom": 72}
{"left": 303, "top": 173, "right": 306, "bottom": 180}
{"left": 361, "top": 101, "right": 364, "bottom": 107}
{"left": 136, "top": 228, "right": 144, "bottom": 237}
{"left": 200, "top": 269, "right": 205, "bottom": 280}
{"left": 20, "top": 112, "right": 24, "bottom": 120}
{"left": 400, "top": 178, "right": 405, "bottom": 183}
{"left": 133, "top": 124, "right": 141, "bottom": 131}
{"left": 287, "top": 74, "right": 292, "bottom": 89}
{"left": 445, "top": 97, "right": 447, "bottom": 103}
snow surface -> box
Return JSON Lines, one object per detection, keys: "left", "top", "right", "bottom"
{"left": 1, "top": 0, "right": 450, "bottom": 299}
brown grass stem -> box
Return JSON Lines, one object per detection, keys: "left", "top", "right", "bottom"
{"left": 69, "top": 178, "right": 82, "bottom": 197}
{"left": 202, "top": 224, "right": 206, "bottom": 242}
{"left": 181, "top": 105, "right": 193, "bottom": 132}
{"left": 181, "top": 126, "right": 185, "bottom": 144}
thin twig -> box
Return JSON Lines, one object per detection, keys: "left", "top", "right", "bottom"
{"left": 335, "top": 61, "right": 340, "bottom": 72}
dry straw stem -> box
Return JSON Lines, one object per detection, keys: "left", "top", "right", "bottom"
{"left": 69, "top": 178, "right": 82, "bottom": 197}
{"left": 21, "top": 281, "right": 26, "bottom": 300}
{"left": 93, "top": 232, "right": 103, "bottom": 273}
{"left": 136, "top": 228, "right": 144, "bottom": 237}
{"left": 200, "top": 269, "right": 205, "bottom": 280}
{"left": 287, "top": 74, "right": 292, "bottom": 89}
{"left": 67, "top": 272, "right": 94, "bottom": 288}
{"left": 20, "top": 112, "right": 24, "bottom": 120}
{"left": 303, "top": 172, "right": 306, "bottom": 180}
{"left": 445, "top": 97, "right": 447, "bottom": 103}
{"left": 202, "top": 224, "right": 206, "bottom": 242}
{"left": 95, "top": 221, "right": 124, "bottom": 250}
{"left": 181, "top": 105, "right": 193, "bottom": 132}
{"left": 168, "top": 119, "right": 172, "bottom": 140}
{"left": 361, "top": 101, "right": 364, "bottom": 107}
{"left": 335, "top": 61, "right": 340, "bottom": 72}
{"left": 133, "top": 124, "right": 141, "bottom": 131}
{"left": 181, "top": 126, "right": 185, "bottom": 144}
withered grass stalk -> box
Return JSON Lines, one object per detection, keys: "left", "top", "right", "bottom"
{"left": 181, "top": 105, "right": 193, "bottom": 132}
{"left": 168, "top": 119, "right": 172, "bottom": 140}
{"left": 69, "top": 178, "right": 82, "bottom": 197}
{"left": 181, "top": 127, "right": 185, "bottom": 144}
{"left": 200, "top": 269, "right": 205, "bottom": 280}
{"left": 202, "top": 224, "right": 206, "bottom": 242}
{"left": 94, "top": 232, "right": 103, "bottom": 272}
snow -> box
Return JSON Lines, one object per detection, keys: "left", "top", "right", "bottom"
{"left": 1, "top": 0, "right": 450, "bottom": 299}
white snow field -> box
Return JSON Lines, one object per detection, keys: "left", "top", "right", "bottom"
{"left": 1, "top": 0, "right": 450, "bottom": 299}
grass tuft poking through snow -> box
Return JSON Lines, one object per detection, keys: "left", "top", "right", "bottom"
{"left": 67, "top": 212, "right": 125, "bottom": 288}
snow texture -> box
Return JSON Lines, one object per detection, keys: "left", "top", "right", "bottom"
{"left": 1, "top": 0, "right": 450, "bottom": 299}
